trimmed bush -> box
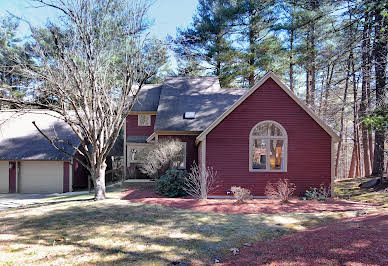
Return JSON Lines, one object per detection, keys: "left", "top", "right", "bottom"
{"left": 231, "top": 186, "right": 252, "bottom": 203}
{"left": 155, "top": 169, "right": 187, "bottom": 197}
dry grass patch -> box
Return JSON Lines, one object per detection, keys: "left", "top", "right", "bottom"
{"left": 335, "top": 177, "right": 388, "bottom": 209}
{"left": 0, "top": 191, "right": 365, "bottom": 265}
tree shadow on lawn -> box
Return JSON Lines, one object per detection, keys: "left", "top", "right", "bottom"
{"left": 0, "top": 199, "right": 343, "bottom": 265}
{"left": 221, "top": 212, "right": 388, "bottom": 265}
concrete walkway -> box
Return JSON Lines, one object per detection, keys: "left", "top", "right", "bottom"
{"left": 0, "top": 191, "right": 88, "bottom": 211}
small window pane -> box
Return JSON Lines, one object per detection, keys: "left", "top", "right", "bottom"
{"left": 252, "top": 123, "right": 269, "bottom": 136}
{"left": 269, "top": 123, "right": 283, "bottom": 136}
{"left": 269, "top": 139, "right": 284, "bottom": 170}
{"left": 175, "top": 142, "right": 186, "bottom": 169}
{"left": 138, "top": 114, "right": 151, "bottom": 126}
{"left": 252, "top": 139, "right": 267, "bottom": 169}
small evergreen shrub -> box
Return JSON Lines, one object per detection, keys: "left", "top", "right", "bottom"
{"left": 231, "top": 186, "right": 252, "bottom": 203}
{"left": 155, "top": 169, "right": 187, "bottom": 197}
{"left": 305, "top": 185, "right": 331, "bottom": 201}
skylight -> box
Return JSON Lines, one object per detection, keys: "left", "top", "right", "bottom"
{"left": 184, "top": 112, "right": 196, "bottom": 119}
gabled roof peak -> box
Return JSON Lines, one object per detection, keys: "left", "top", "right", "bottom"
{"left": 196, "top": 72, "right": 339, "bottom": 142}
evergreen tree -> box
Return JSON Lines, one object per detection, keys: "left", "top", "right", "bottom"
{"left": 0, "top": 16, "right": 33, "bottom": 108}
{"left": 174, "top": 0, "right": 238, "bottom": 87}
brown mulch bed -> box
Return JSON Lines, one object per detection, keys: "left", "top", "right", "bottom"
{"left": 121, "top": 186, "right": 380, "bottom": 214}
{"left": 221, "top": 212, "right": 388, "bottom": 265}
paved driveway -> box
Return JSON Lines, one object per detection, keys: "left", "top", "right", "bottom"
{"left": 0, "top": 191, "right": 88, "bottom": 211}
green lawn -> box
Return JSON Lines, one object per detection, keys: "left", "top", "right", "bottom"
{"left": 0, "top": 184, "right": 362, "bottom": 265}
{"left": 335, "top": 177, "right": 388, "bottom": 209}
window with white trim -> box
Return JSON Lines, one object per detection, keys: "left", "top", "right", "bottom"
{"left": 138, "top": 114, "right": 151, "bottom": 126}
{"left": 127, "top": 143, "right": 152, "bottom": 164}
{"left": 249, "top": 121, "right": 287, "bottom": 172}
{"left": 173, "top": 142, "right": 187, "bottom": 170}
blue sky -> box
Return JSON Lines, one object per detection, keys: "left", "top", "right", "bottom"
{"left": 0, "top": 0, "right": 198, "bottom": 40}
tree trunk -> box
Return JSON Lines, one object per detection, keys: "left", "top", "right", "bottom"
{"left": 94, "top": 161, "right": 107, "bottom": 200}
{"left": 360, "top": 11, "right": 372, "bottom": 176}
{"left": 306, "top": 70, "right": 310, "bottom": 104}
{"left": 372, "top": 6, "right": 387, "bottom": 176}
{"left": 335, "top": 57, "right": 350, "bottom": 177}
{"left": 309, "top": 20, "right": 316, "bottom": 110}
{"left": 248, "top": 11, "right": 256, "bottom": 87}
{"left": 348, "top": 146, "right": 356, "bottom": 178}
{"left": 289, "top": 27, "right": 294, "bottom": 91}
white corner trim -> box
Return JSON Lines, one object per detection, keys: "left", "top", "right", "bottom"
{"left": 331, "top": 138, "right": 335, "bottom": 197}
{"left": 201, "top": 137, "right": 206, "bottom": 172}
{"left": 196, "top": 72, "right": 339, "bottom": 142}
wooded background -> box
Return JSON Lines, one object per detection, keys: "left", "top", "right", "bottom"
{"left": 1, "top": 0, "right": 387, "bottom": 179}
{"left": 172, "top": 0, "right": 387, "bottom": 179}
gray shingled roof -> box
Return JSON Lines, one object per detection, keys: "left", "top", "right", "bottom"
{"left": 131, "top": 84, "right": 163, "bottom": 112}
{"left": 0, "top": 111, "right": 80, "bottom": 160}
{"left": 154, "top": 77, "right": 246, "bottom": 131}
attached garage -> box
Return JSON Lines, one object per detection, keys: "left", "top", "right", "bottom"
{"left": 19, "top": 161, "right": 64, "bottom": 193}
{"left": 0, "top": 111, "right": 86, "bottom": 193}
{"left": 0, "top": 161, "right": 9, "bottom": 193}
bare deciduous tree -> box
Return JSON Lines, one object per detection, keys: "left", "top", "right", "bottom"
{"left": 0, "top": 0, "right": 167, "bottom": 200}
{"left": 184, "top": 161, "right": 217, "bottom": 199}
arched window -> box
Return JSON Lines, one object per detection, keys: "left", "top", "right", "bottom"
{"left": 249, "top": 121, "right": 287, "bottom": 172}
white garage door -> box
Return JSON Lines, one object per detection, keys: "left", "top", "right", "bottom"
{"left": 19, "top": 161, "right": 63, "bottom": 193}
{"left": 0, "top": 161, "right": 9, "bottom": 193}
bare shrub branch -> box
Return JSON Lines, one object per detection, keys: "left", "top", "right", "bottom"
{"left": 184, "top": 161, "right": 218, "bottom": 199}
{"left": 265, "top": 178, "right": 296, "bottom": 203}
{"left": 140, "top": 139, "right": 184, "bottom": 179}
{"left": 231, "top": 186, "right": 252, "bottom": 204}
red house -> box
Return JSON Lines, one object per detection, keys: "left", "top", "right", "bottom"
{"left": 125, "top": 72, "right": 339, "bottom": 196}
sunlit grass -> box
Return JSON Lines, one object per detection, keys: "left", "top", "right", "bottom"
{"left": 335, "top": 177, "right": 388, "bottom": 209}
{"left": 0, "top": 192, "right": 362, "bottom": 265}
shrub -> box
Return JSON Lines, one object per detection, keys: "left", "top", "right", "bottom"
{"left": 265, "top": 178, "right": 296, "bottom": 203}
{"left": 231, "top": 186, "right": 252, "bottom": 203}
{"left": 184, "top": 161, "right": 218, "bottom": 199}
{"left": 155, "top": 169, "right": 187, "bottom": 197}
{"left": 140, "top": 139, "right": 185, "bottom": 179}
{"left": 305, "top": 185, "right": 331, "bottom": 201}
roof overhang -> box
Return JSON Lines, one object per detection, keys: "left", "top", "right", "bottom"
{"left": 155, "top": 130, "right": 202, "bottom": 136}
{"left": 129, "top": 111, "right": 157, "bottom": 115}
{"left": 196, "top": 72, "right": 340, "bottom": 144}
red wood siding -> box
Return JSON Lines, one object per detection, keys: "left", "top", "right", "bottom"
{"left": 158, "top": 135, "right": 198, "bottom": 171}
{"left": 63, "top": 161, "right": 70, "bottom": 193}
{"left": 9, "top": 161, "right": 16, "bottom": 193}
{"left": 126, "top": 115, "right": 156, "bottom": 138}
{"left": 73, "top": 151, "right": 89, "bottom": 189}
{"left": 206, "top": 77, "right": 331, "bottom": 196}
